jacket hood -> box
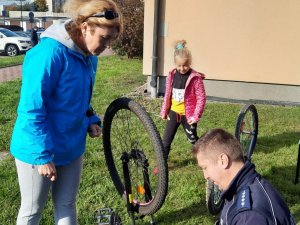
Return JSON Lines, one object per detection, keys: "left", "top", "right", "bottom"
{"left": 40, "top": 20, "right": 86, "bottom": 56}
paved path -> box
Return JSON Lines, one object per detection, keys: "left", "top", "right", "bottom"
{"left": 0, "top": 152, "right": 9, "bottom": 161}
{"left": 0, "top": 48, "right": 114, "bottom": 83}
{"left": 0, "top": 65, "right": 22, "bottom": 83}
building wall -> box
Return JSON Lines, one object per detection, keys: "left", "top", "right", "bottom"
{"left": 143, "top": 0, "right": 300, "bottom": 103}
{"left": 9, "top": 11, "right": 69, "bottom": 18}
{"left": 46, "top": 0, "right": 53, "bottom": 12}
{"left": 7, "top": 11, "right": 69, "bottom": 30}
{"left": 142, "top": 0, "right": 156, "bottom": 76}
{"left": 52, "top": 0, "right": 66, "bottom": 13}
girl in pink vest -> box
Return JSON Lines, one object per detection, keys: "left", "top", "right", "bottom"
{"left": 160, "top": 40, "right": 207, "bottom": 160}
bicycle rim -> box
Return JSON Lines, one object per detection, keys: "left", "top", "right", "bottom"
{"left": 235, "top": 104, "right": 258, "bottom": 160}
{"left": 103, "top": 97, "right": 168, "bottom": 215}
{"left": 206, "top": 180, "right": 224, "bottom": 215}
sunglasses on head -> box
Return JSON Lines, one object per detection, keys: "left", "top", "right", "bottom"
{"left": 88, "top": 10, "right": 119, "bottom": 20}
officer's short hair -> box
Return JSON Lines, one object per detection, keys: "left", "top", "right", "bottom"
{"left": 192, "top": 128, "right": 244, "bottom": 163}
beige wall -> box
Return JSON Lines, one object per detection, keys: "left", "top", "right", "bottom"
{"left": 143, "top": 0, "right": 156, "bottom": 76}
{"left": 143, "top": 0, "right": 300, "bottom": 86}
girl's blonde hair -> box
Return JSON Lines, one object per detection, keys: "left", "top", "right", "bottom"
{"left": 64, "top": 0, "right": 123, "bottom": 39}
{"left": 173, "top": 40, "right": 192, "bottom": 65}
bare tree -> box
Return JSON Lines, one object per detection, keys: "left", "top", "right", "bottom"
{"left": 112, "top": 0, "right": 144, "bottom": 58}
{"left": 34, "top": 0, "right": 48, "bottom": 12}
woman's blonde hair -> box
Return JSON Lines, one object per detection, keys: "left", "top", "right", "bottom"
{"left": 173, "top": 40, "right": 192, "bottom": 65}
{"left": 64, "top": 0, "right": 123, "bottom": 39}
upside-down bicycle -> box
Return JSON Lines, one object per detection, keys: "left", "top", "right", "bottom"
{"left": 95, "top": 97, "right": 169, "bottom": 224}
{"left": 205, "top": 104, "right": 259, "bottom": 215}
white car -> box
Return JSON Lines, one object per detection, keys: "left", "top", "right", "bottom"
{"left": 0, "top": 28, "right": 32, "bottom": 56}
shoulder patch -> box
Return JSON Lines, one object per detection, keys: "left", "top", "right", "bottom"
{"left": 236, "top": 187, "right": 251, "bottom": 211}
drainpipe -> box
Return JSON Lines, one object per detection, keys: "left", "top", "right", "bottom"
{"left": 150, "top": 0, "right": 160, "bottom": 98}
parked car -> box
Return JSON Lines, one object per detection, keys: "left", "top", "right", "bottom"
{"left": 0, "top": 25, "right": 23, "bottom": 32}
{"left": 0, "top": 28, "right": 32, "bottom": 56}
{"left": 15, "top": 31, "right": 31, "bottom": 38}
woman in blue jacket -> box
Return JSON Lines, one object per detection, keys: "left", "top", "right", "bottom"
{"left": 10, "top": 0, "right": 123, "bottom": 224}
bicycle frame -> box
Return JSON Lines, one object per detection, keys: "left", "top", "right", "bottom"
{"left": 121, "top": 150, "right": 156, "bottom": 225}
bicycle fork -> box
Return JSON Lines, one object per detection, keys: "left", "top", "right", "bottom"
{"left": 121, "top": 151, "right": 156, "bottom": 225}
{"left": 121, "top": 152, "right": 136, "bottom": 225}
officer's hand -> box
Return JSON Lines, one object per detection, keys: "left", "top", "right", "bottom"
{"left": 88, "top": 124, "right": 102, "bottom": 138}
{"left": 38, "top": 162, "right": 57, "bottom": 181}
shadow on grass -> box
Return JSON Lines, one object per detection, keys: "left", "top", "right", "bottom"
{"left": 156, "top": 202, "right": 216, "bottom": 224}
{"left": 256, "top": 132, "right": 300, "bottom": 153}
{"left": 263, "top": 165, "right": 300, "bottom": 222}
{"left": 168, "top": 158, "right": 196, "bottom": 171}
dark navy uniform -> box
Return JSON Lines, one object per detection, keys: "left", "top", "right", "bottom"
{"left": 218, "top": 161, "right": 296, "bottom": 225}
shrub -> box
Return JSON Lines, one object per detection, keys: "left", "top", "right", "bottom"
{"left": 112, "top": 0, "right": 144, "bottom": 59}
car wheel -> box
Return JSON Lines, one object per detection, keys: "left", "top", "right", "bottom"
{"left": 5, "top": 44, "right": 19, "bottom": 56}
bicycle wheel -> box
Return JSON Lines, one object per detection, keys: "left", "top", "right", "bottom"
{"left": 206, "top": 180, "right": 224, "bottom": 215}
{"left": 235, "top": 104, "right": 258, "bottom": 160}
{"left": 102, "top": 97, "right": 168, "bottom": 215}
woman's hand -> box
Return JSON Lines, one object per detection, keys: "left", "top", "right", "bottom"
{"left": 38, "top": 162, "right": 57, "bottom": 181}
{"left": 88, "top": 124, "right": 102, "bottom": 138}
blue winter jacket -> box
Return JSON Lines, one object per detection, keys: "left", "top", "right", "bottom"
{"left": 10, "top": 21, "right": 100, "bottom": 166}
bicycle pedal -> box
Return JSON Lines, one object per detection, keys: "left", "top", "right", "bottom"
{"left": 94, "top": 207, "right": 122, "bottom": 225}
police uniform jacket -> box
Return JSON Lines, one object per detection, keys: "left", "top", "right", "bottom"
{"left": 219, "top": 161, "right": 296, "bottom": 225}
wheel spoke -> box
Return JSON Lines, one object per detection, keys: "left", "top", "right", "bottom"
{"left": 235, "top": 104, "right": 258, "bottom": 159}
{"left": 103, "top": 98, "right": 167, "bottom": 215}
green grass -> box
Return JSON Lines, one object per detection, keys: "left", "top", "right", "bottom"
{"left": 0, "top": 55, "right": 300, "bottom": 224}
{"left": 0, "top": 55, "right": 25, "bottom": 68}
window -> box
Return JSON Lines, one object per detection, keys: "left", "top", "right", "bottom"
{"left": 0, "top": 29, "right": 19, "bottom": 37}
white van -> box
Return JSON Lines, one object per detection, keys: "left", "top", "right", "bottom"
{"left": 0, "top": 28, "right": 32, "bottom": 56}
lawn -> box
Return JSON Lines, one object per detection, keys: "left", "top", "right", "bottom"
{"left": 0, "top": 55, "right": 299, "bottom": 224}
{"left": 0, "top": 54, "right": 25, "bottom": 68}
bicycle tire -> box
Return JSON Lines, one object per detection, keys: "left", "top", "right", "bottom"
{"left": 103, "top": 97, "right": 168, "bottom": 215}
{"left": 235, "top": 104, "right": 258, "bottom": 160}
{"left": 206, "top": 180, "right": 224, "bottom": 215}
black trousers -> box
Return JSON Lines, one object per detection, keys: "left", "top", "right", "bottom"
{"left": 162, "top": 110, "right": 198, "bottom": 160}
